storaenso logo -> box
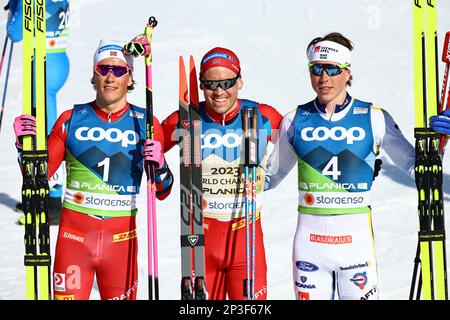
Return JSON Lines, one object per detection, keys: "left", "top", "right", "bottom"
{"left": 75, "top": 127, "right": 138, "bottom": 147}
{"left": 301, "top": 126, "right": 365, "bottom": 144}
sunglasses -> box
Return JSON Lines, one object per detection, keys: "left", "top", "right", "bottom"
{"left": 308, "top": 63, "right": 349, "bottom": 77}
{"left": 94, "top": 64, "right": 130, "bottom": 77}
{"left": 201, "top": 74, "right": 240, "bottom": 91}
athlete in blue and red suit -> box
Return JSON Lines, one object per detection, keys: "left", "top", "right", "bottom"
{"left": 162, "top": 47, "right": 283, "bottom": 300}
{"left": 13, "top": 40, "right": 173, "bottom": 300}
{"left": 7, "top": 0, "right": 71, "bottom": 224}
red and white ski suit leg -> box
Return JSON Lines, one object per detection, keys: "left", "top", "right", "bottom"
{"left": 204, "top": 216, "right": 267, "bottom": 300}
{"left": 53, "top": 209, "right": 138, "bottom": 300}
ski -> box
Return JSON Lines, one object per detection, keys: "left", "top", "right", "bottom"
{"left": 22, "top": 0, "right": 51, "bottom": 300}
{"left": 179, "top": 56, "right": 206, "bottom": 300}
{"left": 411, "top": 0, "right": 448, "bottom": 300}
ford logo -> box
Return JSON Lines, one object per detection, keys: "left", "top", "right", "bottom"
{"left": 296, "top": 260, "right": 319, "bottom": 272}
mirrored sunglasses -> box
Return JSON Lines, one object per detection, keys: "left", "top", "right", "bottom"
{"left": 308, "top": 63, "right": 349, "bottom": 77}
{"left": 201, "top": 74, "right": 240, "bottom": 91}
{"left": 94, "top": 64, "right": 130, "bottom": 77}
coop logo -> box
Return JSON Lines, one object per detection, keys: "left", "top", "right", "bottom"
{"left": 301, "top": 126, "right": 365, "bottom": 144}
{"left": 75, "top": 127, "right": 139, "bottom": 147}
{"left": 295, "top": 260, "right": 319, "bottom": 272}
{"left": 202, "top": 132, "right": 242, "bottom": 149}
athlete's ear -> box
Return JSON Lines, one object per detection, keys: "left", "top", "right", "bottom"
{"left": 237, "top": 75, "right": 243, "bottom": 90}
{"left": 90, "top": 76, "right": 97, "bottom": 90}
{"left": 345, "top": 69, "right": 351, "bottom": 83}
{"left": 128, "top": 74, "right": 133, "bottom": 87}
{"left": 199, "top": 82, "right": 205, "bottom": 91}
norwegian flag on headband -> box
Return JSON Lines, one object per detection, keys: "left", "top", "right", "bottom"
{"left": 93, "top": 40, "right": 134, "bottom": 70}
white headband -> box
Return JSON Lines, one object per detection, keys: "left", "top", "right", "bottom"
{"left": 307, "top": 40, "right": 351, "bottom": 69}
{"left": 93, "top": 39, "right": 134, "bottom": 70}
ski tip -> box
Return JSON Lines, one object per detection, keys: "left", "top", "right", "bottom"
{"left": 179, "top": 55, "right": 185, "bottom": 67}
{"left": 179, "top": 57, "right": 188, "bottom": 106}
{"left": 189, "top": 57, "right": 199, "bottom": 107}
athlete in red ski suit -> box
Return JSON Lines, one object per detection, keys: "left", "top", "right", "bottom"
{"left": 162, "top": 47, "right": 282, "bottom": 300}
{"left": 14, "top": 40, "right": 173, "bottom": 300}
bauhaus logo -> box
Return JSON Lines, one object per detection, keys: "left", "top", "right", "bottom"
{"left": 301, "top": 126, "right": 365, "bottom": 144}
{"left": 75, "top": 127, "right": 139, "bottom": 147}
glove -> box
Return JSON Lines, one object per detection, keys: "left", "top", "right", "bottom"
{"left": 430, "top": 109, "right": 450, "bottom": 135}
{"left": 13, "top": 114, "right": 36, "bottom": 147}
{"left": 124, "top": 34, "right": 151, "bottom": 57}
{"left": 143, "top": 139, "right": 164, "bottom": 169}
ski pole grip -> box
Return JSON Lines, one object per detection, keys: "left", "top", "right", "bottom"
{"left": 243, "top": 107, "right": 258, "bottom": 167}
{"left": 148, "top": 16, "right": 158, "bottom": 28}
{"left": 243, "top": 106, "right": 249, "bottom": 137}
{"left": 252, "top": 109, "right": 258, "bottom": 139}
